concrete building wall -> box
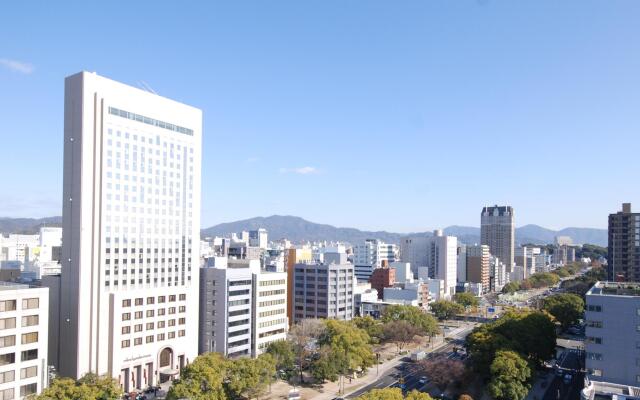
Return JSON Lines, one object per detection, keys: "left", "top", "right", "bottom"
{"left": 585, "top": 282, "right": 640, "bottom": 386}
{"left": 292, "top": 263, "right": 354, "bottom": 323}
{"left": 0, "top": 283, "right": 49, "bottom": 399}
{"left": 252, "top": 271, "right": 287, "bottom": 357}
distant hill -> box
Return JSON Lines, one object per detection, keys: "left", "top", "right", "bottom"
{"left": 202, "top": 215, "right": 607, "bottom": 246}
{"left": 202, "top": 215, "right": 403, "bottom": 244}
{"left": 0, "top": 215, "right": 607, "bottom": 246}
{"left": 0, "top": 217, "right": 62, "bottom": 235}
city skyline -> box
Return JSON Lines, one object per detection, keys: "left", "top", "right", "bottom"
{"left": 2, "top": 1, "right": 640, "bottom": 231}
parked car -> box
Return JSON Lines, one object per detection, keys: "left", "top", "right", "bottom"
{"left": 419, "top": 376, "right": 428, "bottom": 384}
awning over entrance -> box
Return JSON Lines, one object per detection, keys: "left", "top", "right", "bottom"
{"left": 159, "top": 368, "right": 179, "bottom": 376}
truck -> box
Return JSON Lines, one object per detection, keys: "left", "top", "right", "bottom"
{"left": 411, "top": 351, "right": 427, "bottom": 362}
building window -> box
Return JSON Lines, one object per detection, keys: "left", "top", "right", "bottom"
{"left": 134, "top": 338, "right": 142, "bottom": 346}
{"left": 21, "top": 315, "right": 38, "bottom": 327}
{"left": 169, "top": 295, "right": 176, "bottom": 302}
{"left": 586, "top": 320, "right": 602, "bottom": 328}
{"left": 157, "top": 333, "right": 165, "bottom": 341}
{"left": 168, "top": 320, "right": 175, "bottom": 327}
{"left": 179, "top": 294, "right": 186, "bottom": 301}
{"left": 178, "top": 318, "right": 185, "bottom": 325}
{"left": 0, "top": 353, "right": 15, "bottom": 366}
{"left": 0, "top": 301, "right": 16, "bottom": 312}
{"left": 146, "top": 323, "right": 154, "bottom": 330}
{"left": 0, "top": 318, "right": 16, "bottom": 330}
{"left": 20, "top": 366, "right": 37, "bottom": 379}
{"left": 146, "top": 335, "right": 154, "bottom": 343}
{"left": 158, "top": 296, "right": 166, "bottom": 303}
{"left": 0, "top": 388, "right": 14, "bottom": 400}
{"left": 0, "top": 370, "right": 14, "bottom": 384}
{"left": 134, "top": 311, "right": 143, "bottom": 319}
{"left": 587, "top": 304, "right": 602, "bottom": 312}
{"left": 122, "top": 299, "right": 131, "bottom": 307}
{"left": 21, "top": 349, "right": 37, "bottom": 362}
{"left": 134, "top": 324, "right": 142, "bottom": 333}
{"left": 146, "top": 310, "right": 155, "bottom": 318}
{"left": 0, "top": 336, "right": 15, "bottom": 348}
{"left": 147, "top": 297, "right": 155, "bottom": 305}
{"left": 122, "top": 340, "right": 130, "bottom": 348}
{"left": 135, "top": 298, "right": 143, "bottom": 306}
{"left": 21, "top": 332, "right": 38, "bottom": 345}
{"left": 168, "top": 332, "right": 175, "bottom": 339}
{"left": 122, "top": 326, "right": 130, "bottom": 334}
{"left": 122, "top": 313, "right": 131, "bottom": 321}
{"left": 20, "top": 383, "right": 37, "bottom": 397}
{"left": 178, "top": 330, "right": 185, "bottom": 337}
{"left": 158, "top": 321, "right": 165, "bottom": 328}
{"left": 586, "top": 352, "right": 603, "bottom": 361}
{"left": 21, "top": 298, "right": 39, "bottom": 310}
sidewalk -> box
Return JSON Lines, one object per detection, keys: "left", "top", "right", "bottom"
{"left": 526, "top": 371, "right": 553, "bottom": 400}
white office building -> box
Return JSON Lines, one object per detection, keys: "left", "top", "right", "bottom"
{"left": 0, "top": 283, "right": 48, "bottom": 399}
{"left": 427, "top": 230, "right": 458, "bottom": 298}
{"left": 57, "top": 72, "right": 202, "bottom": 391}
{"left": 353, "top": 239, "right": 397, "bottom": 282}
{"left": 399, "top": 236, "right": 429, "bottom": 277}
{"left": 252, "top": 270, "right": 287, "bottom": 357}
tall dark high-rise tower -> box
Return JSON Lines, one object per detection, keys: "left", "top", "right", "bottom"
{"left": 608, "top": 203, "right": 640, "bottom": 282}
{"left": 481, "top": 205, "right": 515, "bottom": 272}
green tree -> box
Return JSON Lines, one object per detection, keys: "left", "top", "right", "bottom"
{"left": 501, "top": 281, "right": 520, "bottom": 294}
{"left": 266, "top": 340, "right": 296, "bottom": 372}
{"left": 353, "top": 315, "right": 384, "bottom": 343}
{"left": 487, "top": 350, "right": 531, "bottom": 400}
{"left": 167, "top": 352, "right": 228, "bottom": 400}
{"left": 37, "top": 374, "right": 123, "bottom": 400}
{"left": 356, "top": 388, "right": 404, "bottom": 400}
{"left": 453, "top": 292, "right": 479, "bottom": 308}
{"left": 382, "top": 320, "right": 420, "bottom": 354}
{"left": 465, "top": 325, "right": 512, "bottom": 373}
{"left": 310, "top": 346, "right": 344, "bottom": 383}
{"left": 381, "top": 304, "right": 440, "bottom": 337}
{"left": 225, "top": 354, "right": 276, "bottom": 399}
{"left": 543, "top": 293, "right": 585, "bottom": 329}
{"left": 321, "top": 319, "right": 375, "bottom": 373}
{"left": 406, "top": 390, "right": 434, "bottom": 400}
{"left": 429, "top": 300, "right": 464, "bottom": 320}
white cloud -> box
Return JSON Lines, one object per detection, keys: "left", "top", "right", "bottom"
{"left": 0, "top": 58, "right": 34, "bottom": 74}
{"left": 279, "top": 166, "right": 319, "bottom": 175}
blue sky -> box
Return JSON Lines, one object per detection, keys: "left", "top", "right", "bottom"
{"left": 1, "top": 1, "right": 639, "bottom": 232}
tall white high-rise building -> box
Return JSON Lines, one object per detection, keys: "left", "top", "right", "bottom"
{"left": 57, "top": 72, "right": 202, "bottom": 391}
{"left": 426, "top": 230, "right": 458, "bottom": 298}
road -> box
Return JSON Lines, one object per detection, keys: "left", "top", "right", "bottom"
{"left": 346, "top": 325, "right": 475, "bottom": 399}
{"left": 542, "top": 349, "right": 584, "bottom": 400}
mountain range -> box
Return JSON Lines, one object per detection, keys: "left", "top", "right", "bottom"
{"left": 202, "top": 215, "right": 608, "bottom": 246}
{"left": 0, "top": 215, "right": 607, "bottom": 246}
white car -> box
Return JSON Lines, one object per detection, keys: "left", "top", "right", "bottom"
{"left": 419, "top": 376, "right": 428, "bottom": 384}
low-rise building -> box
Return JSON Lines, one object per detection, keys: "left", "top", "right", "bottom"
{"left": 292, "top": 262, "right": 355, "bottom": 323}
{"left": 199, "top": 258, "right": 254, "bottom": 358}
{"left": 0, "top": 282, "right": 48, "bottom": 399}
{"left": 584, "top": 281, "right": 640, "bottom": 387}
